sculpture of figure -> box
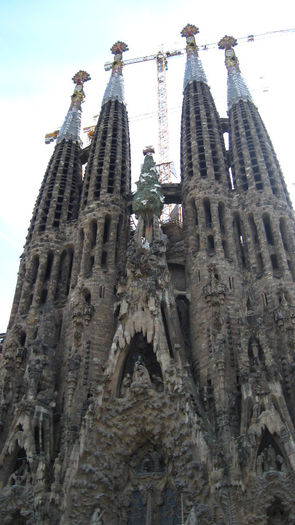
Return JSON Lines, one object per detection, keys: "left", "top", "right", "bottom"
{"left": 251, "top": 340, "right": 259, "bottom": 367}
{"left": 256, "top": 451, "right": 264, "bottom": 475}
{"left": 132, "top": 360, "right": 152, "bottom": 387}
{"left": 252, "top": 400, "right": 264, "bottom": 421}
{"left": 152, "top": 374, "right": 163, "bottom": 392}
{"left": 10, "top": 457, "right": 30, "bottom": 487}
{"left": 264, "top": 445, "right": 277, "bottom": 471}
{"left": 276, "top": 454, "right": 287, "bottom": 472}
{"left": 121, "top": 373, "right": 131, "bottom": 397}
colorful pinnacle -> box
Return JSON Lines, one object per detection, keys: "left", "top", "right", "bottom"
{"left": 102, "top": 41, "right": 129, "bottom": 105}
{"left": 110, "top": 41, "right": 129, "bottom": 75}
{"left": 70, "top": 70, "right": 91, "bottom": 108}
{"left": 218, "top": 36, "right": 240, "bottom": 72}
{"left": 56, "top": 70, "right": 90, "bottom": 145}
{"left": 181, "top": 24, "right": 199, "bottom": 56}
{"left": 181, "top": 24, "right": 207, "bottom": 89}
{"left": 218, "top": 35, "right": 252, "bottom": 109}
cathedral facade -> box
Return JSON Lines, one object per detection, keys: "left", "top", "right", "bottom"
{"left": 0, "top": 25, "right": 295, "bottom": 524}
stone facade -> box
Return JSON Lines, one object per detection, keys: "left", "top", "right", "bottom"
{"left": 0, "top": 29, "right": 295, "bottom": 525}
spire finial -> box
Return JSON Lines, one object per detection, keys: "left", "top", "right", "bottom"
{"left": 181, "top": 24, "right": 200, "bottom": 56}
{"left": 181, "top": 24, "right": 207, "bottom": 89}
{"left": 49, "top": 70, "right": 90, "bottom": 145}
{"left": 218, "top": 35, "right": 252, "bottom": 109}
{"left": 101, "top": 41, "right": 129, "bottom": 105}
{"left": 218, "top": 35, "right": 239, "bottom": 72}
{"left": 110, "top": 41, "right": 129, "bottom": 75}
{"left": 70, "top": 70, "right": 91, "bottom": 108}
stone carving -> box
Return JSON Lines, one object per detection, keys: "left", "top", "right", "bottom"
{"left": 121, "top": 373, "right": 131, "bottom": 397}
{"left": 203, "top": 265, "right": 227, "bottom": 303}
{"left": 256, "top": 445, "right": 286, "bottom": 474}
{"left": 131, "top": 360, "right": 152, "bottom": 389}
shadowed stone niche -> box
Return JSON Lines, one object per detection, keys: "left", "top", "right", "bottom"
{"left": 0, "top": 445, "right": 31, "bottom": 489}
{"left": 266, "top": 498, "right": 290, "bottom": 524}
{"left": 119, "top": 334, "right": 163, "bottom": 397}
{"left": 122, "top": 445, "right": 181, "bottom": 523}
{"left": 256, "top": 429, "right": 287, "bottom": 475}
{"left": 130, "top": 444, "right": 165, "bottom": 476}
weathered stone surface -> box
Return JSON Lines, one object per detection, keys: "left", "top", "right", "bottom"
{"left": 0, "top": 39, "right": 295, "bottom": 525}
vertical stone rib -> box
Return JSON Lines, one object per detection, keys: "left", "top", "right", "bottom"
{"left": 26, "top": 72, "right": 90, "bottom": 243}
{"left": 220, "top": 36, "right": 292, "bottom": 206}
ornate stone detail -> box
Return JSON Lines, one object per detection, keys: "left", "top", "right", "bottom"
{"left": 203, "top": 265, "right": 227, "bottom": 303}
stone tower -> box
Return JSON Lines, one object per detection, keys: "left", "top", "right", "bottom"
{"left": 0, "top": 26, "right": 295, "bottom": 525}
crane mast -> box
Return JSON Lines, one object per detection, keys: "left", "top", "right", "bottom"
{"left": 156, "top": 51, "right": 171, "bottom": 183}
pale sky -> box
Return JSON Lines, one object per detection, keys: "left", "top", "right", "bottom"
{"left": 0, "top": 0, "right": 294, "bottom": 331}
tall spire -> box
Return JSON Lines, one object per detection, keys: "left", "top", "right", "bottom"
{"left": 102, "top": 41, "right": 128, "bottom": 106}
{"left": 218, "top": 35, "right": 252, "bottom": 110}
{"left": 181, "top": 24, "right": 207, "bottom": 91}
{"left": 56, "top": 70, "right": 90, "bottom": 145}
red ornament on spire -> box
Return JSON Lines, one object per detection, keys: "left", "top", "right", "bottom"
{"left": 218, "top": 35, "right": 237, "bottom": 51}
{"left": 218, "top": 35, "right": 240, "bottom": 72}
{"left": 111, "top": 41, "right": 129, "bottom": 56}
{"left": 181, "top": 24, "right": 199, "bottom": 38}
{"left": 72, "top": 70, "right": 91, "bottom": 86}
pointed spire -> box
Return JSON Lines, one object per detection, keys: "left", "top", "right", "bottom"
{"left": 56, "top": 70, "right": 91, "bottom": 145}
{"left": 218, "top": 35, "right": 252, "bottom": 110}
{"left": 181, "top": 24, "right": 207, "bottom": 91}
{"left": 102, "top": 41, "right": 129, "bottom": 106}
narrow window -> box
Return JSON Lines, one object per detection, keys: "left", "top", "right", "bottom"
{"left": 233, "top": 213, "right": 247, "bottom": 268}
{"left": 83, "top": 288, "right": 91, "bottom": 304}
{"left": 190, "top": 200, "right": 198, "bottom": 225}
{"left": 161, "top": 303, "right": 174, "bottom": 358}
{"left": 103, "top": 216, "right": 111, "bottom": 244}
{"left": 115, "top": 217, "right": 122, "bottom": 265}
{"left": 204, "top": 199, "right": 212, "bottom": 228}
{"left": 248, "top": 214, "right": 260, "bottom": 246}
{"left": 256, "top": 252, "right": 264, "bottom": 275}
{"left": 218, "top": 203, "right": 226, "bottom": 234}
{"left": 101, "top": 251, "right": 107, "bottom": 269}
{"left": 207, "top": 235, "right": 215, "bottom": 254}
{"left": 263, "top": 293, "right": 268, "bottom": 307}
{"left": 31, "top": 255, "right": 39, "bottom": 284}
{"left": 280, "top": 218, "right": 290, "bottom": 252}
{"left": 90, "top": 220, "right": 97, "bottom": 248}
{"left": 44, "top": 251, "right": 54, "bottom": 281}
{"left": 263, "top": 214, "right": 274, "bottom": 245}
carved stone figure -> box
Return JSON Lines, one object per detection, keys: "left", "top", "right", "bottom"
{"left": 132, "top": 360, "right": 152, "bottom": 387}
{"left": 121, "top": 373, "right": 131, "bottom": 397}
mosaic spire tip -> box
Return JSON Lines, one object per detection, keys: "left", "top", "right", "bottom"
{"left": 102, "top": 41, "right": 128, "bottom": 105}
{"left": 53, "top": 71, "right": 90, "bottom": 145}
{"left": 181, "top": 23, "right": 207, "bottom": 90}
{"left": 219, "top": 35, "right": 252, "bottom": 110}
{"left": 218, "top": 35, "right": 240, "bottom": 72}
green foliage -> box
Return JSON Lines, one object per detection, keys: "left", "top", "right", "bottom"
{"left": 133, "top": 154, "right": 164, "bottom": 220}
